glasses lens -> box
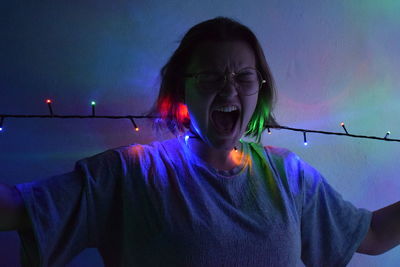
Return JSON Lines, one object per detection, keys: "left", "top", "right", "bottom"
{"left": 195, "top": 68, "right": 264, "bottom": 95}
{"left": 197, "top": 73, "right": 224, "bottom": 92}
{"left": 235, "top": 69, "right": 262, "bottom": 95}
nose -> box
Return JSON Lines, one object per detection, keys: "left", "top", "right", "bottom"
{"left": 218, "top": 74, "right": 238, "bottom": 97}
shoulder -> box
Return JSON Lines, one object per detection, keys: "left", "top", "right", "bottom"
{"left": 73, "top": 139, "right": 179, "bottom": 181}
{"left": 250, "top": 143, "right": 303, "bottom": 171}
{"left": 263, "top": 145, "right": 299, "bottom": 161}
{"left": 249, "top": 143, "right": 324, "bottom": 190}
{"left": 73, "top": 140, "right": 165, "bottom": 167}
{"left": 260, "top": 145, "right": 331, "bottom": 195}
{"left": 263, "top": 145, "right": 322, "bottom": 178}
{"left": 104, "top": 138, "right": 180, "bottom": 165}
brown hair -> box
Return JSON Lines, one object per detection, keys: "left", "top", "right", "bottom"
{"left": 147, "top": 16, "right": 278, "bottom": 141}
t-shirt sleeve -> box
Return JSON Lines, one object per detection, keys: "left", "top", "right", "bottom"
{"left": 14, "top": 148, "right": 127, "bottom": 267}
{"left": 299, "top": 157, "right": 372, "bottom": 267}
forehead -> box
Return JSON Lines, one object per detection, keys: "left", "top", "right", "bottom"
{"left": 187, "top": 40, "right": 256, "bottom": 71}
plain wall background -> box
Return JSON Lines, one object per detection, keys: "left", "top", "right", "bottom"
{"left": 1, "top": 0, "right": 399, "bottom": 266}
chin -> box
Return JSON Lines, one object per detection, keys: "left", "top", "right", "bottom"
{"left": 208, "top": 136, "right": 239, "bottom": 151}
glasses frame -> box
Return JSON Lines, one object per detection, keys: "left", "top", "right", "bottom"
{"left": 184, "top": 67, "right": 266, "bottom": 96}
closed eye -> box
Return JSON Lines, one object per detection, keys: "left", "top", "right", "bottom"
{"left": 236, "top": 72, "right": 258, "bottom": 82}
{"left": 198, "top": 73, "right": 224, "bottom": 83}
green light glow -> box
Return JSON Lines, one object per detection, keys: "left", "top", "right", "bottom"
{"left": 91, "top": 101, "right": 96, "bottom": 106}
{"left": 245, "top": 104, "right": 270, "bottom": 143}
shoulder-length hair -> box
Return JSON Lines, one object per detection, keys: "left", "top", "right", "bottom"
{"left": 147, "top": 17, "right": 278, "bottom": 142}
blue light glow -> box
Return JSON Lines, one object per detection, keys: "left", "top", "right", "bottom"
{"left": 303, "top": 132, "right": 308, "bottom": 146}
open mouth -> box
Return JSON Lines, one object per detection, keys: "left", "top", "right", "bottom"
{"left": 211, "top": 109, "right": 240, "bottom": 134}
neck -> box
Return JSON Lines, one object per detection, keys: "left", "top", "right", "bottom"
{"left": 184, "top": 134, "right": 243, "bottom": 171}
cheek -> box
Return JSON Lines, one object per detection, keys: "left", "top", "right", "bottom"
{"left": 242, "top": 95, "right": 259, "bottom": 121}
{"left": 184, "top": 91, "right": 211, "bottom": 126}
{"left": 187, "top": 97, "right": 209, "bottom": 122}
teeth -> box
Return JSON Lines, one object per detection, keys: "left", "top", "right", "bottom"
{"left": 214, "top": 106, "right": 238, "bottom": 112}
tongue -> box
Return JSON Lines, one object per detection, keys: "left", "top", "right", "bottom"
{"left": 212, "top": 111, "right": 237, "bottom": 132}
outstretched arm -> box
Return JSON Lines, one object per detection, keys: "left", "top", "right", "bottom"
{"left": 357, "top": 201, "right": 400, "bottom": 255}
{"left": 0, "top": 183, "right": 30, "bottom": 231}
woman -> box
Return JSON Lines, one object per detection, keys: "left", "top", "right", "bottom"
{"left": 1, "top": 17, "right": 399, "bottom": 266}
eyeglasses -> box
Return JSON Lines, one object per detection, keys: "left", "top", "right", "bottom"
{"left": 184, "top": 67, "right": 266, "bottom": 96}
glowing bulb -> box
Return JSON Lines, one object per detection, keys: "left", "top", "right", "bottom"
{"left": 0, "top": 117, "right": 4, "bottom": 131}
{"left": 91, "top": 101, "right": 96, "bottom": 116}
{"left": 303, "top": 132, "right": 308, "bottom": 146}
{"left": 46, "top": 99, "right": 54, "bottom": 115}
{"left": 340, "top": 122, "right": 349, "bottom": 134}
{"left": 129, "top": 117, "right": 139, "bottom": 132}
{"left": 184, "top": 135, "right": 189, "bottom": 143}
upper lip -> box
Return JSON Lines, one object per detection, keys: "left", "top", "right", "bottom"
{"left": 211, "top": 103, "right": 241, "bottom": 112}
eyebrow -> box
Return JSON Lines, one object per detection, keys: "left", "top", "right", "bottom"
{"left": 195, "top": 67, "right": 256, "bottom": 74}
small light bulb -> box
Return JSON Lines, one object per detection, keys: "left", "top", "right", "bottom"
{"left": 91, "top": 101, "right": 96, "bottom": 116}
{"left": 184, "top": 135, "right": 189, "bottom": 145}
{"left": 303, "top": 132, "right": 308, "bottom": 146}
{"left": 340, "top": 122, "right": 349, "bottom": 134}
{"left": 129, "top": 117, "right": 139, "bottom": 132}
{"left": 46, "top": 99, "right": 54, "bottom": 115}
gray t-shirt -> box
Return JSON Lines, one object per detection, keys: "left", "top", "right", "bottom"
{"left": 15, "top": 137, "right": 371, "bottom": 266}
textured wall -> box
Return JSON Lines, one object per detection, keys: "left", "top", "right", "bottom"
{"left": 1, "top": 0, "right": 399, "bottom": 266}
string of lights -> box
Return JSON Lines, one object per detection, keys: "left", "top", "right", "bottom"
{"left": 0, "top": 99, "right": 398, "bottom": 144}
{"left": 266, "top": 125, "right": 397, "bottom": 145}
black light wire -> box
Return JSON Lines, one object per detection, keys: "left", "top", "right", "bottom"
{"left": 0, "top": 114, "right": 399, "bottom": 142}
